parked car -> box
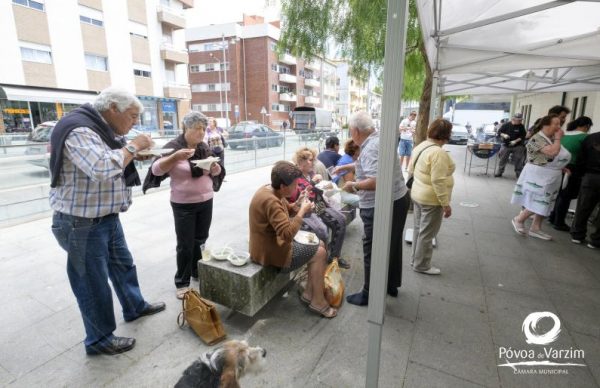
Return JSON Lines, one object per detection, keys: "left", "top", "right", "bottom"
{"left": 448, "top": 123, "right": 470, "bottom": 145}
{"left": 25, "top": 121, "right": 169, "bottom": 169}
{"left": 227, "top": 123, "right": 284, "bottom": 149}
{"left": 24, "top": 121, "right": 57, "bottom": 169}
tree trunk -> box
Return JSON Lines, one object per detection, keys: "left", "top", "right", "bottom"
{"left": 415, "top": 39, "right": 432, "bottom": 145}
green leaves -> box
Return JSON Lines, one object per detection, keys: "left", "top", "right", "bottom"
{"left": 280, "top": 0, "right": 425, "bottom": 100}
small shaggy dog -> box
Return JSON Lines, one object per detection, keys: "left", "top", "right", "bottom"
{"left": 175, "top": 340, "right": 267, "bottom": 388}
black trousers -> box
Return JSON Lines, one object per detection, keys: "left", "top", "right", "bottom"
{"left": 171, "top": 199, "right": 213, "bottom": 288}
{"left": 360, "top": 193, "right": 410, "bottom": 291}
{"left": 571, "top": 173, "right": 600, "bottom": 245}
{"left": 549, "top": 165, "right": 582, "bottom": 227}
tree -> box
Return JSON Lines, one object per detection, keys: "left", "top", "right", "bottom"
{"left": 279, "top": 0, "right": 432, "bottom": 143}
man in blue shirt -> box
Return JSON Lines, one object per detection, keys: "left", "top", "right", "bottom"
{"left": 317, "top": 136, "right": 341, "bottom": 170}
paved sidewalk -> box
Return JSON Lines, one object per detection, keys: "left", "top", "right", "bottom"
{"left": 0, "top": 145, "right": 599, "bottom": 388}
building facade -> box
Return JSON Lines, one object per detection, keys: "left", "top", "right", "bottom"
{"left": 186, "top": 15, "right": 336, "bottom": 129}
{"left": 334, "top": 61, "right": 368, "bottom": 126}
{"left": 0, "top": 0, "right": 193, "bottom": 134}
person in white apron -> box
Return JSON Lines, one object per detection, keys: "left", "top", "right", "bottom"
{"left": 511, "top": 114, "right": 571, "bottom": 240}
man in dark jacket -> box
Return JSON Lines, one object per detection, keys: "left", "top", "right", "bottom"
{"left": 570, "top": 131, "right": 600, "bottom": 249}
{"left": 495, "top": 113, "right": 527, "bottom": 178}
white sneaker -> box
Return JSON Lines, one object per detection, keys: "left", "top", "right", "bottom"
{"left": 571, "top": 238, "right": 583, "bottom": 244}
{"left": 414, "top": 266, "right": 441, "bottom": 275}
{"left": 588, "top": 243, "right": 598, "bottom": 249}
{"left": 529, "top": 229, "right": 553, "bottom": 241}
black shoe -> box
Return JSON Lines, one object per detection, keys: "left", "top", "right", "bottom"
{"left": 86, "top": 336, "right": 135, "bottom": 355}
{"left": 125, "top": 302, "right": 166, "bottom": 322}
{"left": 346, "top": 289, "right": 369, "bottom": 306}
{"left": 552, "top": 223, "right": 570, "bottom": 232}
{"left": 494, "top": 173, "right": 502, "bottom": 178}
{"left": 337, "top": 258, "right": 351, "bottom": 269}
{"left": 387, "top": 287, "right": 399, "bottom": 297}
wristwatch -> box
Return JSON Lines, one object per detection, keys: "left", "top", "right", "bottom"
{"left": 125, "top": 144, "right": 137, "bottom": 156}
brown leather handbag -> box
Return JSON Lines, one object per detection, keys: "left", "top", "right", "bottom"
{"left": 177, "top": 289, "right": 226, "bottom": 345}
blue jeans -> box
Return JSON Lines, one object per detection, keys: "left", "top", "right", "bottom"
{"left": 398, "top": 139, "right": 413, "bottom": 156}
{"left": 51, "top": 212, "right": 148, "bottom": 346}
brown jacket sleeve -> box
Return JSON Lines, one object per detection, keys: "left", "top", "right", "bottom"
{"left": 265, "top": 197, "right": 302, "bottom": 244}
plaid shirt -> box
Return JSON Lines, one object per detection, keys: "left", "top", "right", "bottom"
{"left": 49, "top": 127, "right": 131, "bottom": 218}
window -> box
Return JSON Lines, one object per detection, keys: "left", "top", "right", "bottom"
{"left": 270, "top": 42, "right": 277, "bottom": 51}
{"left": 271, "top": 84, "right": 278, "bottom": 92}
{"left": 129, "top": 21, "right": 148, "bottom": 39}
{"left": 189, "top": 63, "right": 228, "bottom": 73}
{"left": 12, "top": 0, "right": 44, "bottom": 11}
{"left": 572, "top": 98, "right": 579, "bottom": 119}
{"left": 190, "top": 65, "right": 200, "bottom": 73}
{"left": 85, "top": 54, "right": 108, "bottom": 71}
{"left": 20, "top": 46, "right": 52, "bottom": 64}
{"left": 192, "top": 103, "right": 230, "bottom": 112}
{"left": 299, "top": 69, "right": 305, "bottom": 77}
{"left": 79, "top": 5, "right": 104, "bottom": 27}
{"left": 133, "top": 69, "right": 151, "bottom": 77}
{"left": 80, "top": 15, "right": 103, "bottom": 26}
{"left": 188, "top": 41, "right": 227, "bottom": 53}
{"left": 581, "top": 96, "right": 587, "bottom": 115}
{"left": 271, "top": 64, "right": 278, "bottom": 71}
{"left": 191, "top": 83, "right": 230, "bottom": 92}
{"left": 205, "top": 63, "right": 215, "bottom": 72}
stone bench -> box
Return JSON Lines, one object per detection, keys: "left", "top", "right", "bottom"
{"left": 198, "top": 259, "right": 297, "bottom": 317}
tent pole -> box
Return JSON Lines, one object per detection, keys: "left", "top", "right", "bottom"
{"left": 365, "top": 0, "right": 409, "bottom": 386}
{"left": 429, "top": 72, "right": 439, "bottom": 122}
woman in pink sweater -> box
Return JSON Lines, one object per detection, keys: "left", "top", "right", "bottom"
{"left": 144, "top": 111, "right": 225, "bottom": 299}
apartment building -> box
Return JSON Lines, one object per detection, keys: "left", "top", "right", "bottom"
{"left": 333, "top": 62, "right": 369, "bottom": 125}
{"left": 0, "top": 0, "right": 193, "bottom": 134}
{"left": 186, "top": 15, "right": 336, "bottom": 128}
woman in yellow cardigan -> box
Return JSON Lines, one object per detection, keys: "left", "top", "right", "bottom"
{"left": 408, "top": 119, "right": 455, "bottom": 275}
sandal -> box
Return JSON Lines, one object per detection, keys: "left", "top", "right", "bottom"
{"left": 308, "top": 304, "right": 337, "bottom": 318}
{"left": 299, "top": 294, "right": 311, "bottom": 305}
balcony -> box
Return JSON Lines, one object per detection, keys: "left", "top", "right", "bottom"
{"left": 157, "top": 6, "right": 186, "bottom": 30}
{"left": 180, "top": 0, "right": 194, "bottom": 9}
{"left": 279, "top": 73, "right": 297, "bottom": 83}
{"left": 160, "top": 45, "right": 188, "bottom": 64}
{"left": 305, "top": 96, "right": 320, "bottom": 104}
{"left": 164, "top": 83, "right": 191, "bottom": 99}
{"left": 304, "top": 78, "right": 320, "bottom": 88}
{"left": 279, "top": 92, "right": 297, "bottom": 102}
{"left": 305, "top": 60, "right": 320, "bottom": 71}
{"left": 279, "top": 53, "right": 297, "bottom": 65}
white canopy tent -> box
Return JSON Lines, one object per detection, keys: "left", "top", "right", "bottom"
{"left": 366, "top": 2, "right": 600, "bottom": 387}
{"left": 416, "top": 0, "right": 600, "bottom": 96}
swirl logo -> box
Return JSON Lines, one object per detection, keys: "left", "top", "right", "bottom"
{"left": 522, "top": 312, "right": 561, "bottom": 345}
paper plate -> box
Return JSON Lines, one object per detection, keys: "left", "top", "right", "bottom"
{"left": 212, "top": 247, "right": 234, "bottom": 261}
{"left": 137, "top": 148, "right": 174, "bottom": 157}
{"left": 227, "top": 251, "right": 250, "bottom": 266}
{"left": 294, "top": 230, "right": 319, "bottom": 245}
{"left": 191, "top": 156, "right": 221, "bottom": 170}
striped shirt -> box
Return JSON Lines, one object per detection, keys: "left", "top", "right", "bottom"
{"left": 49, "top": 127, "right": 131, "bottom": 218}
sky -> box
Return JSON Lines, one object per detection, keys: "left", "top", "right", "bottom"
{"left": 185, "top": 0, "right": 281, "bottom": 28}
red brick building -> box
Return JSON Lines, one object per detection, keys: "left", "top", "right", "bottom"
{"left": 185, "top": 15, "right": 335, "bottom": 128}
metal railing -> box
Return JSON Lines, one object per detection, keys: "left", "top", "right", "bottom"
{"left": 0, "top": 130, "right": 348, "bottom": 223}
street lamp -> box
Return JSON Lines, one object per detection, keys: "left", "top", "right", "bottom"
{"left": 221, "top": 34, "right": 240, "bottom": 127}
{"left": 209, "top": 53, "right": 224, "bottom": 120}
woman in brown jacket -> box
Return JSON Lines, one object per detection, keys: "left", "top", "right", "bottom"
{"left": 249, "top": 161, "right": 337, "bottom": 318}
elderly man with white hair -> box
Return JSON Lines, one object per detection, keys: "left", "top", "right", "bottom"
{"left": 341, "top": 111, "right": 410, "bottom": 306}
{"left": 49, "top": 87, "right": 166, "bottom": 356}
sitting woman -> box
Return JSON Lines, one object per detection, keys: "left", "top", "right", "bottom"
{"left": 511, "top": 114, "right": 571, "bottom": 240}
{"left": 290, "top": 147, "right": 349, "bottom": 269}
{"left": 204, "top": 118, "right": 228, "bottom": 162}
{"left": 249, "top": 161, "right": 337, "bottom": 318}
{"left": 334, "top": 139, "right": 360, "bottom": 207}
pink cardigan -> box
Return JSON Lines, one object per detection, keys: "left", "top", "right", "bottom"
{"left": 152, "top": 159, "right": 214, "bottom": 204}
